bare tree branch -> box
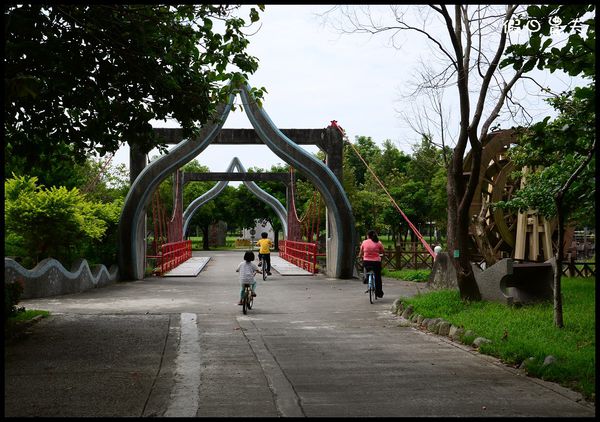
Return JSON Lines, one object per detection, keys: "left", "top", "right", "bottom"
{"left": 470, "top": 4, "right": 518, "bottom": 135}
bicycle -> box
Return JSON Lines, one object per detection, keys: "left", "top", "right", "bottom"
{"left": 259, "top": 255, "right": 268, "bottom": 281}
{"left": 364, "top": 269, "right": 376, "bottom": 304}
{"left": 241, "top": 283, "right": 254, "bottom": 314}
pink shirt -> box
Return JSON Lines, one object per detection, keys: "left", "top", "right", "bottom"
{"left": 360, "top": 239, "right": 384, "bottom": 261}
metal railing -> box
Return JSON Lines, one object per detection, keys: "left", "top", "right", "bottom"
{"left": 279, "top": 240, "right": 321, "bottom": 274}
{"left": 147, "top": 240, "right": 192, "bottom": 276}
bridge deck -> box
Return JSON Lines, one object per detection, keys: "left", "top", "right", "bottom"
{"left": 269, "top": 255, "right": 313, "bottom": 276}
{"left": 163, "top": 257, "right": 211, "bottom": 277}
{"left": 162, "top": 254, "right": 313, "bottom": 277}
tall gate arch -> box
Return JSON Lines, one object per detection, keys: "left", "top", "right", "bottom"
{"left": 181, "top": 156, "right": 288, "bottom": 236}
{"left": 118, "top": 85, "right": 355, "bottom": 280}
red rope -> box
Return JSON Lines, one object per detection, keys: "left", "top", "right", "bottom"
{"left": 330, "top": 120, "right": 436, "bottom": 258}
{"left": 289, "top": 167, "right": 303, "bottom": 223}
{"left": 167, "top": 170, "right": 183, "bottom": 242}
{"left": 289, "top": 167, "right": 322, "bottom": 245}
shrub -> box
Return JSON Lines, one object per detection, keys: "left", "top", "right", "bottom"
{"left": 4, "top": 174, "right": 120, "bottom": 267}
{"left": 4, "top": 280, "right": 24, "bottom": 319}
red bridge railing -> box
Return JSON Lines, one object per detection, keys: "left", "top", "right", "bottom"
{"left": 147, "top": 240, "right": 192, "bottom": 276}
{"left": 279, "top": 240, "right": 322, "bottom": 274}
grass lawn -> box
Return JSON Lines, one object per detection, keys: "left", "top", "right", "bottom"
{"left": 398, "top": 276, "right": 595, "bottom": 402}
{"left": 189, "top": 235, "right": 253, "bottom": 250}
{"left": 4, "top": 309, "right": 50, "bottom": 341}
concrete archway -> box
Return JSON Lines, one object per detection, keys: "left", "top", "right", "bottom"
{"left": 118, "top": 95, "right": 235, "bottom": 281}
{"left": 182, "top": 156, "right": 288, "bottom": 236}
{"left": 238, "top": 85, "right": 355, "bottom": 278}
{"left": 118, "top": 86, "right": 355, "bottom": 281}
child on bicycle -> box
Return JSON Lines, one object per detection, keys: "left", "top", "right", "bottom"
{"left": 256, "top": 232, "right": 273, "bottom": 276}
{"left": 236, "top": 251, "right": 261, "bottom": 305}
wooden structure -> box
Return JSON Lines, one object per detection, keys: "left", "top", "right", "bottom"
{"left": 355, "top": 242, "right": 434, "bottom": 273}
{"left": 465, "top": 129, "right": 559, "bottom": 263}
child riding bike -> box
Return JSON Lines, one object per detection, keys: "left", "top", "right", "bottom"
{"left": 236, "top": 251, "right": 261, "bottom": 305}
{"left": 256, "top": 232, "right": 273, "bottom": 276}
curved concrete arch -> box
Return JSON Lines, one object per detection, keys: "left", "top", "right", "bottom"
{"left": 118, "top": 94, "right": 236, "bottom": 281}
{"left": 239, "top": 84, "right": 356, "bottom": 278}
{"left": 182, "top": 156, "right": 288, "bottom": 236}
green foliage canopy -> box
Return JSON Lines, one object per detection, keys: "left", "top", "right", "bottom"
{"left": 496, "top": 86, "right": 595, "bottom": 227}
{"left": 5, "top": 4, "right": 265, "bottom": 170}
{"left": 5, "top": 174, "right": 122, "bottom": 266}
{"left": 501, "top": 4, "right": 595, "bottom": 78}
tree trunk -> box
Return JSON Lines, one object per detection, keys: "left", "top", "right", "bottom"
{"left": 202, "top": 224, "right": 210, "bottom": 250}
{"left": 447, "top": 158, "right": 482, "bottom": 301}
{"left": 471, "top": 196, "right": 498, "bottom": 265}
{"left": 553, "top": 195, "right": 565, "bottom": 328}
{"left": 455, "top": 206, "right": 482, "bottom": 301}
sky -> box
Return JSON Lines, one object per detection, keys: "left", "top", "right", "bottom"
{"left": 111, "top": 4, "right": 586, "bottom": 174}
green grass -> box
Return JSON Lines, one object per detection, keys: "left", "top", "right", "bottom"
{"left": 8, "top": 309, "right": 50, "bottom": 322}
{"left": 5, "top": 309, "right": 50, "bottom": 340}
{"left": 399, "top": 277, "right": 595, "bottom": 401}
{"left": 383, "top": 268, "right": 431, "bottom": 282}
{"left": 188, "top": 235, "right": 251, "bottom": 251}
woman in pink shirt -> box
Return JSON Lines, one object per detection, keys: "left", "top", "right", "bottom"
{"left": 359, "top": 230, "right": 385, "bottom": 298}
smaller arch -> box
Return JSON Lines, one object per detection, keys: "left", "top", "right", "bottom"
{"left": 182, "top": 157, "right": 288, "bottom": 236}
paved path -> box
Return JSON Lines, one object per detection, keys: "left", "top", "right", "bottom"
{"left": 4, "top": 251, "right": 594, "bottom": 417}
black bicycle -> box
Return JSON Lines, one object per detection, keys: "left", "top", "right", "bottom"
{"left": 259, "top": 255, "right": 268, "bottom": 280}
{"left": 242, "top": 283, "right": 254, "bottom": 314}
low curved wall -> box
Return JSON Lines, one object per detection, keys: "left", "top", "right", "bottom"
{"left": 4, "top": 257, "right": 119, "bottom": 299}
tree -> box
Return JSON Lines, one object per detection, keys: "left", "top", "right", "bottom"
{"left": 500, "top": 4, "right": 595, "bottom": 79}
{"left": 5, "top": 4, "right": 265, "bottom": 171}
{"left": 321, "top": 5, "right": 590, "bottom": 300}
{"left": 406, "top": 136, "right": 448, "bottom": 238}
{"left": 376, "top": 140, "right": 411, "bottom": 178}
{"left": 497, "top": 4, "right": 595, "bottom": 328}
{"left": 254, "top": 163, "right": 290, "bottom": 246}
{"left": 496, "top": 87, "right": 595, "bottom": 327}
{"left": 344, "top": 136, "right": 381, "bottom": 187}
{"left": 4, "top": 174, "right": 120, "bottom": 267}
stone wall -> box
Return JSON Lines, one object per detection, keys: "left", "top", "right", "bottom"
{"left": 4, "top": 257, "right": 119, "bottom": 299}
{"left": 209, "top": 220, "right": 227, "bottom": 247}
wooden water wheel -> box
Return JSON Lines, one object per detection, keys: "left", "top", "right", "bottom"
{"left": 464, "top": 129, "right": 522, "bottom": 262}
{"left": 464, "top": 129, "right": 564, "bottom": 263}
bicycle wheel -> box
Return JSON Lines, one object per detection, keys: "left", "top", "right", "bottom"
{"left": 248, "top": 292, "right": 253, "bottom": 309}
{"left": 368, "top": 276, "right": 374, "bottom": 304}
{"left": 242, "top": 289, "right": 249, "bottom": 314}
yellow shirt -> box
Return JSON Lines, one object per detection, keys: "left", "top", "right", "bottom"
{"left": 256, "top": 238, "right": 273, "bottom": 254}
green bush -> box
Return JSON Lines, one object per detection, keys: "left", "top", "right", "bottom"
{"left": 383, "top": 268, "right": 431, "bottom": 282}
{"left": 4, "top": 174, "right": 121, "bottom": 267}
{"left": 4, "top": 281, "right": 24, "bottom": 319}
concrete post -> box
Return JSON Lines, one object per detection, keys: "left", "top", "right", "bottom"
{"left": 129, "top": 143, "right": 147, "bottom": 185}
{"left": 322, "top": 125, "right": 348, "bottom": 278}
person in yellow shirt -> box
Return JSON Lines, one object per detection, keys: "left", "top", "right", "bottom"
{"left": 256, "top": 232, "right": 273, "bottom": 275}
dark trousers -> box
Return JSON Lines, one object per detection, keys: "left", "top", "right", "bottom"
{"left": 259, "top": 253, "right": 271, "bottom": 272}
{"left": 363, "top": 260, "right": 383, "bottom": 295}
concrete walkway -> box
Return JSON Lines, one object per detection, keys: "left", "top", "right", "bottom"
{"left": 4, "top": 250, "right": 595, "bottom": 417}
